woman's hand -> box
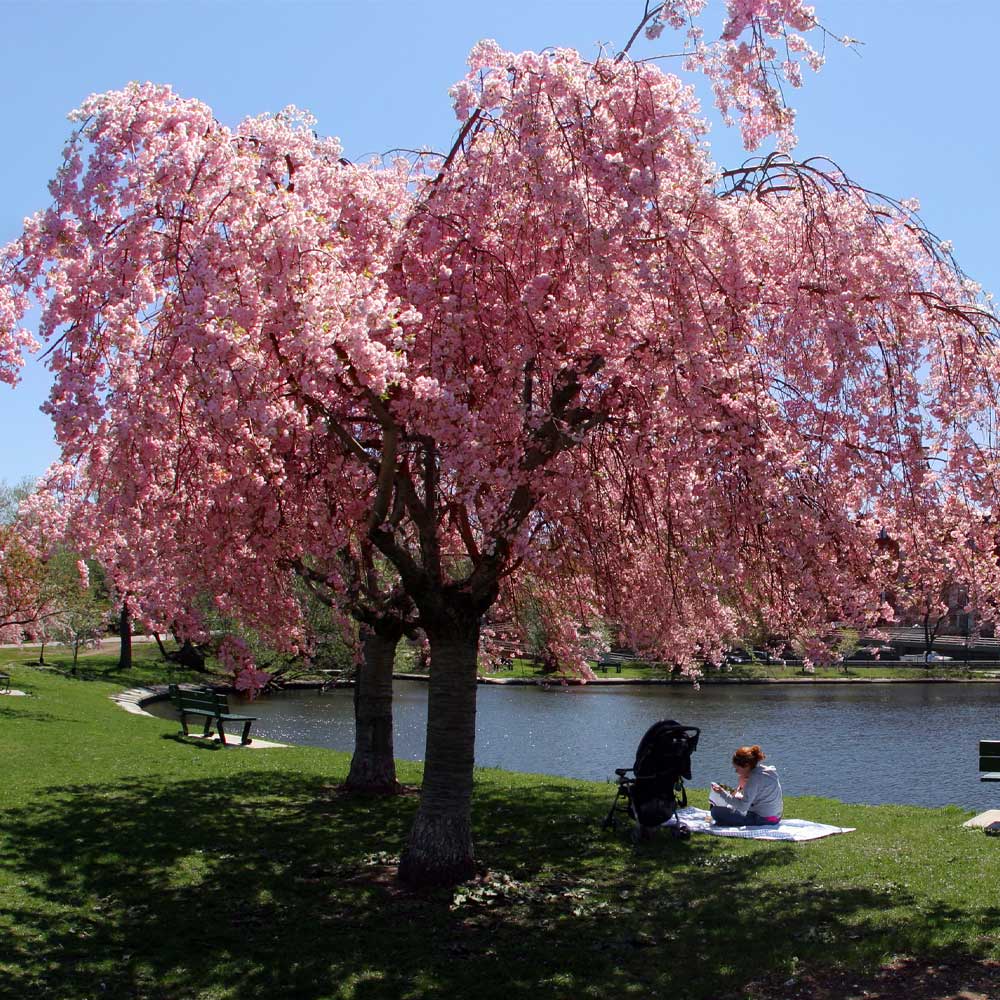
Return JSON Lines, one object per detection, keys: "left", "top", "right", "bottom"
{"left": 711, "top": 782, "right": 723, "bottom": 793}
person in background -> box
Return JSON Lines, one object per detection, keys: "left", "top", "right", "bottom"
{"left": 710, "top": 744, "right": 783, "bottom": 826}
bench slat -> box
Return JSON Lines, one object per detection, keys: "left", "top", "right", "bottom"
{"left": 981, "top": 772, "right": 1000, "bottom": 782}
{"left": 980, "top": 756, "right": 1000, "bottom": 772}
{"left": 175, "top": 692, "right": 228, "bottom": 709}
{"left": 179, "top": 700, "right": 226, "bottom": 713}
{"left": 979, "top": 740, "right": 1000, "bottom": 755}
{"left": 181, "top": 707, "right": 252, "bottom": 718}
{"left": 179, "top": 704, "right": 254, "bottom": 719}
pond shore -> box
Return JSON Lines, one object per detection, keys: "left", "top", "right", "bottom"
{"left": 393, "top": 673, "right": 1000, "bottom": 686}
{"left": 267, "top": 672, "right": 1000, "bottom": 690}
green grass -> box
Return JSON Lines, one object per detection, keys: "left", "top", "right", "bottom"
{"left": 1, "top": 656, "right": 998, "bottom": 1000}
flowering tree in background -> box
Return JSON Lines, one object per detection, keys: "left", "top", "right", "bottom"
{"left": 2, "top": 1, "right": 1000, "bottom": 883}
{"left": 0, "top": 523, "right": 48, "bottom": 643}
{"left": 0, "top": 481, "right": 45, "bottom": 642}
{"left": 0, "top": 484, "right": 97, "bottom": 651}
{"left": 45, "top": 553, "right": 108, "bottom": 673}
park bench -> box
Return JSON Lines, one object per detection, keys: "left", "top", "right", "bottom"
{"left": 0, "top": 671, "right": 10, "bottom": 693}
{"left": 979, "top": 740, "right": 1000, "bottom": 782}
{"left": 169, "top": 684, "right": 256, "bottom": 746}
{"left": 596, "top": 651, "right": 633, "bottom": 674}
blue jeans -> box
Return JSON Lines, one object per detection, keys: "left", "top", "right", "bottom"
{"left": 710, "top": 804, "right": 780, "bottom": 827}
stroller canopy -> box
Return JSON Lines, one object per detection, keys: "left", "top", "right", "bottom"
{"left": 632, "top": 718, "right": 700, "bottom": 781}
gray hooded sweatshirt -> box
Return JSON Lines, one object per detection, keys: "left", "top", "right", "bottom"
{"left": 715, "top": 763, "right": 783, "bottom": 818}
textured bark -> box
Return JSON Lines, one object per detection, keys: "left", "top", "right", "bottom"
{"left": 118, "top": 603, "right": 133, "bottom": 669}
{"left": 345, "top": 627, "right": 400, "bottom": 793}
{"left": 399, "top": 632, "right": 480, "bottom": 886}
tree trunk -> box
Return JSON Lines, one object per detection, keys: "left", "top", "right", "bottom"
{"left": 173, "top": 638, "right": 207, "bottom": 671}
{"left": 37, "top": 637, "right": 46, "bottom": 666}
{"left": 345, "top": 626, "right": 400, "bottom": 793}
{"left": 118, "top": 603, "right": 133, "bottom": 670}
{"left": 399, "top": 632, "right": 480, "bottom": 886}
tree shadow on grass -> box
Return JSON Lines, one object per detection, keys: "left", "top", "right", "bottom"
{"left": 0, "top": 774, "right": 994, "bottom": 1000}
{"left": 0, "top": 704, "right": 70, "bottom": 724}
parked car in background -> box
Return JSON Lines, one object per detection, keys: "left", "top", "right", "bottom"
{"left": 847, "top": 645, "right": 901, "bottom": 661}
{"left": 723, "top": 647, "right": 786, "bottom": 666}
{"left": 752, "top": 648, "right": 786, "bottom": 665}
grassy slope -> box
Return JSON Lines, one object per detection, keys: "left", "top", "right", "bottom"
{"left": 0, "top": 652, "right": 998, "bottom": 1000}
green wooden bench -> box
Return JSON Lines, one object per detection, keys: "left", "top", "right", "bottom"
{"left": 597, "top": 651, "right": 632, "bottom": 674}
{"left": 979, "top": 740, "right": 1000, "bottom": 782}
{"left": 0, "top": 671, "right": 10, "bottom": 693}
{"left": 169, "top": 684, "right": 256, "bottom": 746}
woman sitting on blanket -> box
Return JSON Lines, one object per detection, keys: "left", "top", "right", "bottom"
{"left": 710, "top": 745, "right": 783, "bottom": 826}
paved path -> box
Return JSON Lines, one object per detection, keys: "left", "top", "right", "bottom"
{"left": 0, "top": 635, "right": 158, "bottom": 651}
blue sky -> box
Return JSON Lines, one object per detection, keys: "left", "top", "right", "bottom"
{"left": 1, "top": 0, "right": 998, "bottom": 484}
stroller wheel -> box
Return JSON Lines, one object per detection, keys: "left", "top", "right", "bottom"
{"left": 670, "top": 822, "right": 691, "bottom": 840}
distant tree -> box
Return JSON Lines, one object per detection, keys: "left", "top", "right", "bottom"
{"left": 46, "top": 554, "right": 109, "bottom": 673}
{"left": 0, "top": 522, "right": 48, "bottom": 642}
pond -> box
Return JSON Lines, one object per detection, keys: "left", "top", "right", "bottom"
{"left": 151, "top": 681, "right": 1000, "bottom": 812}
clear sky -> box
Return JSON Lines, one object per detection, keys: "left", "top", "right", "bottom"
{"left": 1, "top": 0, "right": 998, "bottom": 485}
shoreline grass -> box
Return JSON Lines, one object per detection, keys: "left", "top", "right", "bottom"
{"left": 1, "top": 656, "right": 998, "bottom": 1000}
{"left": 483, "top": 656, "right": 1000, "bottom": 683}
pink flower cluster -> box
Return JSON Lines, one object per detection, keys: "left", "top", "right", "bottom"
{"left": 218, "top": 635, "right": 271, "bottom": 699}
{"left": 645, "top": 0, "right": 830, "bottom": 150}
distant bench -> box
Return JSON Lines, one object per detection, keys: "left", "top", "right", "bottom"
{"left": 0, "top": 671, "right": 9, "bottom": 693}
{"left": 980, "top": 740, "right": 1000, "bottom": 782}
{"left": 169, "top": 684, "right": 256, "bottom": 746}
{"left": 596, "top": 652, "right": 633, "bottom": 674}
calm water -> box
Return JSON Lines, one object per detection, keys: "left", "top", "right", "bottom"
{"left": 152, "top": 681, "right": 1000, "bottom": 812}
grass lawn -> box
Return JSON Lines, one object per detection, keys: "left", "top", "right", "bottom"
{"left": 1, "top": 651, "right": 998, "bottom": 999}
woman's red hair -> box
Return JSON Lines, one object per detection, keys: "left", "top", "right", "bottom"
{"left": 732, "top": 745, "right": 766, "bottom": 768}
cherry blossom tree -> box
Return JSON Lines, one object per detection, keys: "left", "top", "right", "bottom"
{"left": 0, "top": 523, "right": 48, "bottom": 643}
{"left": 3, "top": 1, "right": 1000, "bottom": 885}
{"left": 0, "top": 483, "right": 94, "bottom": 649}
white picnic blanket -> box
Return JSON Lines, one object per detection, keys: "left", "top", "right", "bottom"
{"left": 665, "top": 806, "right": 855, "bottom": 841}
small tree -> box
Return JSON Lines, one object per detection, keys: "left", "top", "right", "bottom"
{"left": 46, "top": 554, "right": 108, "bottom": 673}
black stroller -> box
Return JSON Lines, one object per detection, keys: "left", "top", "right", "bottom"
{"left": 603, "top": 719, "right": 700, "bottom": 840}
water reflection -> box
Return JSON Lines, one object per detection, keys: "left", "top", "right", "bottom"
{"left": 149, "top": 681, "right": 1000, "bottom": 811}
